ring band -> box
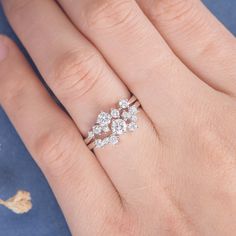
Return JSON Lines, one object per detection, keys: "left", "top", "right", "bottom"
{"left": 85, "top": 95, "right": 141, "bottom": 150}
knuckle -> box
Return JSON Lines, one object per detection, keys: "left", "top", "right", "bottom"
{"left": 85, "top": 0, "right": 136, "bottom": 29}
{"left": 34, "top": 123, "right": 78, "bottom": 177}
{"left": 50, "top": 49, "right": 103, "bottom": 101}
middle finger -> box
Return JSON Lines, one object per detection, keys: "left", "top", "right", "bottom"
{"left": 57, "top": 0, "right": 211, "bottom": 130}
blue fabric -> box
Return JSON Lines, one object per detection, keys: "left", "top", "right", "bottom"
{"left": 0, "top": 1, "right": 235, "bottom": 235}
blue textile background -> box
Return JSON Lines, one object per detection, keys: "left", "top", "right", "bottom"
{"left": 0, "top": 1, "right": 235, "bottom": 236}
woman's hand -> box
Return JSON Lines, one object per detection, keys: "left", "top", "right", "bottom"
{"left": 0, "top": 0, "right": 236, "bottom": 235}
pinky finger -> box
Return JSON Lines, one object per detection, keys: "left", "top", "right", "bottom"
{"left": 0, "top": 36, "right": 122, "bottom": 235}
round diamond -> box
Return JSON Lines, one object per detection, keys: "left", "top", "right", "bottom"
{"left": 93, "top": 125, "right": 102, "bottom": 135}
{"left": 109, "top": 135, "right": 119, "bottom": 145}
{"left": 111, "top": 119, "right": 127, "bottom": 135}
{"left": 121, "top": 111, "right": 132, "bottom": 121}
{"left": 129, "top": 105, "right": 138, "bottom": 115}
{"left": 87, "top": 131, "right": 94, "bottom": 139}
{"left": 111, "top": 108, "right": 120, "bottom": 118}
{"left": 102, "top": 137, "right": 110, "bottom": 146}
{"left": 102, "top": 125, "right": 110, "bottom": 133}
{"left": 119, "top": 99, "right": 129, "bottom": 109}
{"left": 95, "top": 139, "right": 104, "bottom": 148}
{"left": 97, "top": 112, "right": 112, "bottom": 126}
{"left": 131, "top": 115, "right": 138, "bottom": 122}
{"left": 128, "top": 122, "right": 138, "bottom": 132}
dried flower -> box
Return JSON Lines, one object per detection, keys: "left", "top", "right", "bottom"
{"left": 0, "top": 190, "right": 32, "bottom": 214}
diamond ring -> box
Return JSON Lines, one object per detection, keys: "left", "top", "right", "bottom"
{"left": 85, "top": 95, "right": 141, "bottom": 149}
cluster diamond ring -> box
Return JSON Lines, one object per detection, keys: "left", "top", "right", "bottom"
{"left": 85, "top": 95, "right": 141, "bottom": 149}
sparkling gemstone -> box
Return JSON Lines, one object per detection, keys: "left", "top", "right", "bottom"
{"left": 110, "top": 108, "right": 120, "bottom": 118}
{"left": 87, "top": 131, "right": 94, "bottom": 139}
{"left": 121, "top": 111, "right": 132, "bottom": 121}
{"left": 128, "top": 122, "right": 138, "bottom": 132}
{"left": 119, "top": 99, "right": 129, "bottom": 109}
{"left": 95, "top": 139, "right": 104, "bottom": 148}
{"left": 102, "top": 125, "right": 110, "bottom": 133}
{"left": 129, "top": 105, "right": 138, "bottom": 115}
{"left": 131, "top": 115, "right": 138, "bottom": 122}
{"left": 97, "top": 112, "right": 112, "bottom": 125}
{"left": 93, "top": 125, "right": 102, "bottom": 135}
{"left": 109, "top": 135, "right": 119, "bottom": 145}
{"left": 102, "top": 137, "right": 110, "bottom": 146}
{"left": 111, "top": 119, "right": 127, "bottom": 135}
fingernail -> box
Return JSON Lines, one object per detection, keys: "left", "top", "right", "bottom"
{"left": 0, "top": 37, "right": 8, "bottom": 62}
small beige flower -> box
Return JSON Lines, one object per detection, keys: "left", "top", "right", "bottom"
{"left": 0, "top": 191, "right": 32, "bottom": 214}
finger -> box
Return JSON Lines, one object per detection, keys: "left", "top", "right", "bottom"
{"left": 0, "top": 36, "right": 121, "bottom": 235}
{"left": 1, "top": 0, "right": 160, "bottom": 203}
{"left": 56, "top": 0, "right": 208, "bottom": 129}
{"left": 1, "top": 0, "right": 129, "bottom": 135}
{"left": 136, "top": 0, "right": 236, "bottom": 95}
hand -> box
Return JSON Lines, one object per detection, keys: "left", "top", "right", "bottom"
{"left": 0, "top": 0, "right": 236, "bottom": 235}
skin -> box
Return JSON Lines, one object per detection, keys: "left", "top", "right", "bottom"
{"left": 0, "top": 0, "right": 236, "bottom": 235}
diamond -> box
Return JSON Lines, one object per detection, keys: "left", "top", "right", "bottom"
{"left": 111, "top": 119, "right": 127, "bottom": 135}
{"left": 97, "top": 112, "right": 112, "bottom": 126}
{"left": 87, "top": 131, "right": 94, "bottom": 139}
{"left": 93, "top": 125, "right": 102, "bottom": 135}
{"left": 121, "top": 111, "right": 132, "bottom": 121}
{"left": 95, "top": 139, "right": 104, "bottom": 148}
{"left": 130, "top": 115, "right": 137, "bottom": 122}
{"left": 109, "top": 135, "right": 119, "bottom": 145}
{"left": 129, "top": 105, "right": 138, "bottom": 115}
{"left": 102, "top": 125, "right": 110, "bottom": 133}
{"left": 102, "top": 137, "right": 110, "bottom": 146}
{"left": 128, "top": 122, "right": 138, "bottom": 132}
{"left": 111, "top": 108, "right": 120, "bottom": 118}
{"left": 119, "top": 99, "right": 129, "bottom": 109}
